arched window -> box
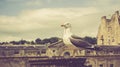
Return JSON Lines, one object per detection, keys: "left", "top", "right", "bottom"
{"left": 64, "top": 52, "right": 70, "bottom": 58}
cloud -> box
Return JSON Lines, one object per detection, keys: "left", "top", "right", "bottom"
{"left": 26, "top": 0, "right": 43, "bottom": 6}
{"left": 0, "top": 7, "right": 100, "bottom": 41}
{"left": 0, "top": 0, "right": 120, "bottom": 42}
{"left": 21, "top": 7, "right": 99, "bottom": 20}
{"left": 0, "top": 7, "right": 99, "bottom": 29}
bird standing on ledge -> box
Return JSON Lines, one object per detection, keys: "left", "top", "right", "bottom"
{"left": 61, "top": 22, "right": 93, "bottom": 49}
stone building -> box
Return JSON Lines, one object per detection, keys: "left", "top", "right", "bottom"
{"left": 0, "top": 45, "right": 47, "bottom": 57}
{"left": 97, "top": 11, "right": 120, "bottom": 45}
{"left": 85, "top": 45, "right": 120, "bottom": 67}
{"left": 85, "top": 11, "right": 120, "bottom": 67}
{"left": 46, "top": 40, "right": 85, "bottom": 57}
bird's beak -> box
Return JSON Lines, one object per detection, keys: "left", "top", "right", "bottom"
{"left": 61, "top": 25, "right": 64, "bottom": 27}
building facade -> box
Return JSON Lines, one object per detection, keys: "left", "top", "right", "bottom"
{"left": 0, "top": 45, "right": 47, "bottom": 57}
{"left": 97, "top": 11, "right": 120, "bottom": 45}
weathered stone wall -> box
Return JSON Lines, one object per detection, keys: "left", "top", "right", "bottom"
{"left": 86, "top": 56, "right": 120, "bottom": 67}
{"left": 0, "top": 59, "right": 26, "bottom": 67}
{"left": 97, "top": 11, "right": 120, "bottom": 45}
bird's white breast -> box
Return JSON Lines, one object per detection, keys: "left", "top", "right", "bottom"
{"left": 63, "top": 27, "right": 73, "bottom": 46}
{"left": 63, "top": 33, "right": 73, "bottom": 46}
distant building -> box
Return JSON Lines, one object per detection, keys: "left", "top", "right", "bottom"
{"left": 0, "top": 45, "right": 47, "bottom": 57}
{"left": 97, "top": 11, "right": 120, "bottom": 45}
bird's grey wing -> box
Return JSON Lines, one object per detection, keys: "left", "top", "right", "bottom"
{"left": 48, "top": 41, "right": 65, "bottom": 48}
{"left": 69, "top": 37, "right": 91, "bottom": 48}
{"left": 71, "top": 35, "right": 83, "bottom": 39}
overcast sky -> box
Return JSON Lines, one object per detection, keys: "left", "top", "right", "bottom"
{"left": 0, "top": 0, "right": 120, "bottom": 41}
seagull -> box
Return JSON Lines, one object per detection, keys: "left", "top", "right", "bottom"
{"left": 61, "top": 22, "right": 94, "bottom": 49}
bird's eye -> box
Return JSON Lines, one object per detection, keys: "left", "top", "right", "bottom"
{"left": 67, "top": 23, "right": 69, "bottom": 25}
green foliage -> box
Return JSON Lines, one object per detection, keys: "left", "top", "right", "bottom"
{"left": 35, "top": 38, "right": 41, "bottom": 44}
{"left": 83, "top": 36, "right": 97, "bottom": 44}
{"left": 0, "top": 36, "right": 96, "bottom": 45}
{"left": 49, "top": 37, "right": 59, "bottom": 44}
{"left": 34, "top": 37, "right": 59, "bottom": 44}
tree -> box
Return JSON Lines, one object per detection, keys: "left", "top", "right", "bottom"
{"left": 10, "top": 41, "right": 17, "bottom": 45}
{"left": 35, "top": 38, "right": 41, "bottom": 44}
{"left": 49, "top": 37, "right": 59, "bottom": 44}
{"left": 19, "top": 40, "right": 27, "bottom": 44}
{"left": 42, "top": 38, "right": 50, "bottom": 44}
{"left": 83, "top": 36, "right": 97, "bottom": 44}
{"left": 31, "top": 41, "right": 35, "bottom": 45}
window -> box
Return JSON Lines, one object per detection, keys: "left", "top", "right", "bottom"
{"left": 108, "top": 27, "right": 112, "bottom": 32}
{"left": 14, "top": 50, "right": 19, "bottom": 54}
{"left": 100, "top": 35, "right": 104, "bottom": 44}
{"left": 41, "top": 49, "right": 46, "bottom": 54}
{"left": 112, "top": 39, "right": 114, "bottom": 42}
{"left": 64, "top": 52, "right": 70, "bottom": 58}
{"left": 37, "top": 51, "right": 40, "bottom": 54}
{"left": 100, "top": 64, "right": 103, "bottom": 67}
{"left": 53, "top": 50, "right": 55, "bottom": 52}
{"left": 110, "top": 64, "right": 114, "bottom": 67}
{"left": 86, "top": 51, "right": 91, "bottom": 53}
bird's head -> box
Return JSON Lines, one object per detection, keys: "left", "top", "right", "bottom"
{"left": 61, "top": 22, "right": 71, "bottom": 29}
